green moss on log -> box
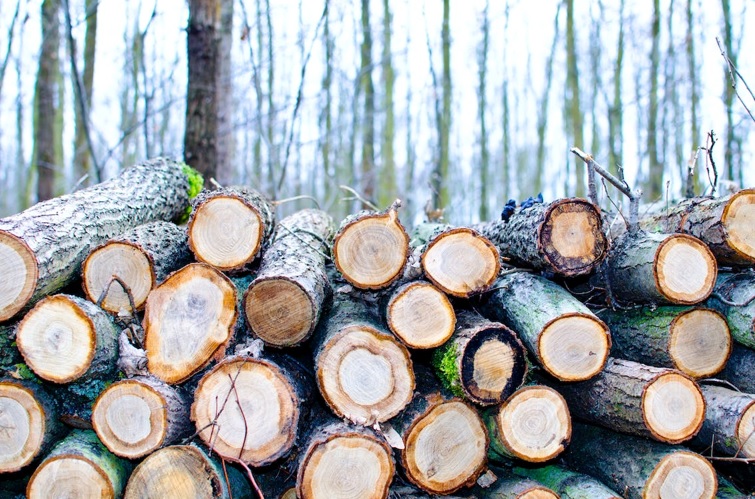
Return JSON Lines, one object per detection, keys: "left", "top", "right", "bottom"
{"left": 177, "top": 163, "right": 204, "bottom": 224}
{"left": 432, "top": 343, "right": 464, "bottom": 397}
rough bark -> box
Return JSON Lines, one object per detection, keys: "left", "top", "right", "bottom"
{"left": 476, "top": 198, "right": 607, "bottom": 276}
{"left": 0, "top": 158, "right": 197, "bottom": 322}
{"left": 0, "top": 322, "right": 22, "bottom": 369}
{"left": 597, "top": 306, "right": 731, "bottom": 379}
{"left": 719, "top": 344, "right": 755, "bottom": 393}
{"left": 475, "top": 476, "right": 558, "bottom": 498}
{"left": 514, "top": 464, "right": 622, "bottom": 499}
{"left": 188, "top": 186, "right": 275, "bottom": 272}
{"left": 691, "top": 384, "right": 755, "bottom": 459}
{"left": 82, "top": 221, "right": 192, "bottom": 314}
{"left": 385, "top": 280, "right": 455, "bottom": 349}
{"left": 480, "top": 272, "right": 610, "bottom": 382}
{"left": 244, "top": 209, "right": 334, "bottom": 347}
{"left": 706, "top": 272, "right": 755, "bottom": 348}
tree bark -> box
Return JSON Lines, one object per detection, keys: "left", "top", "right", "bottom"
{"left": 706, "top": 272, "right": 755, "bottom": 348}
{"left": 475, "top": 475, "right": 558, "bottom": 499}
{"left": 719, "top": 344, "right": 755, "bottom": 394}
{"left": 72, "top": 0, "right": 98, "bottom": 186}
{"left": 385, "top": 280, "right": 455, "bottom": 349}
{"left": 359, "top": 0, "right": 376, "bottom": 204}
{"left": 691, "top": 384, "right": 755, "bottom": 459}
{"left": 513, "top": 464, "right": 622, "bottom": 499}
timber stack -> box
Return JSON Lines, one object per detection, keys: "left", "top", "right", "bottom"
{"left": 1, "top": 157, "right": 755, "bottom": 499}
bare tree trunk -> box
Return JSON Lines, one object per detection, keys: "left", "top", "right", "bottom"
{"left": 215, "top": 0, "right": 235, "bottom": 185}
{"left": 378, "top": 0, "right": 395, "bottom": 209}
{"left": 359, "top": 0, "right": 375, "bottom": 205}
{"left": 565, "top": 0, "right": 584, "bottom": 197}
{"left": 439, "top": 0, "right": 451, "bottom": 209}
{"left": 477, "top": 1, "right": 490, "bottom": 221}
{"left": 687, "top": 0, "right": 700, "bottom": 191}
{"left": 72, "top": 0, "right": 98, "bottom": 187}
{"left": 608, "top": 0, "right": 625, "bottom": 176}
{"left": 721, "top": 0, "right": 741, "bottom": 185}
{"left": 646, "top": 0, "right": 662, "bottom": 200}
{"left": 320, "top": 1, "right": 334, "bottom": 205}
{"left": 535, "top": 5, "right": 560, "bottom": 196}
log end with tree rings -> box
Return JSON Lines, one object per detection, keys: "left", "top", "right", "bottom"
{"left": 245, "top": 278, "right": 315, "bottom": 347}
{"left": 537, "top": 313, "right": 610, "bottom": 382}
{"left": 28, "top": 455, "right": 114, "bottom": 498}
{"left": 402, "top": 400, "right": 487, "bottom": 495}
{"left": 191, "top": 357, "right": 300, "bottom": 466}
{"left": 538, "top": 198, "right": 607, "bottom": 276}
{"left": 386, "top": 281, "right": 455, "bottom": 349}
{"left": 421, "top": 228, "right": 500, "bottom": 297}
{"left": 668, "top": 308, "right": 731, "bottom": 379}
{"left": 0, "top": 382, "right": 46, "bottom": 473}
{"left": 0, "top": 231, "right": 37, "bottom": 322}
{"left": 642, "top": 372, "right": 705, "bottom": 444}
{"left": 643, "top": 451, "right": 717, "bottom": 499}
{"left": 654, "top": 234, "right": 717, "bottom": 305}
{"left": 82, "top": 242, "right": 154, "bottom": 314}
{"left": 721, "top": 188, "right": 755, "bottom": 263}
{"left": 332, "top": 210, "right": 409, "bottom": 289}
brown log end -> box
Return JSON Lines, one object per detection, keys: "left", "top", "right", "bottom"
{"left": 0, "top": 382, "right": 47, "bottom": 473}
{"left": 538, "top": 313, "right": 610, "bottom": 382}
{"left": 333, "top": 211, "right": 409, "bottom": 289}
{"left": 721, "top": 188, "right": 755, "bottom": 263}
{"left": 654, "top": 234, "right": 717, "bottom": 305}
{"left": 0, "top": 231, "right": 38, "bottom": 322}
{"left": 387, "top": 281, "right": 455, "bottom": 349}
{"left": 669, "top": 308, "right": 731, "bottom": 378}
{"left": 539, "top": 198, "right": 608, "bottom": 276}
{"left": 123, "top": 445, "right": 222, "bottom": 498}
{"left": 642, "top": 372, "right": 705, "bottom": 444}
{"left": 27, "top": 455, "right": 114, "bottom": 498}
{"left": 643, "top": 451, "right": 717, "bottom": 499}
{"left": 245, "top": 278, "right": 315, "bottom": 347}
{"left": 421, "top": 228, "right": 500, "bottom": 297}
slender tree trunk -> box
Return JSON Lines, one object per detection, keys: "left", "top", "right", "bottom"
{"left": 535, "top": 5, "right": 560, "bottom": 196}
{"left": 439, "top": 0, "right": 451, "bottom": 209}
{"left": 687, "top": 0, "right": 700, "bottom": 188}
{"left": 608, "top": 0, "right": 625, "bottom": 176}
{"left": 73, "top": 0, "right": 97, "bottom": 187}
{"left": 265, "top": 0, "right": 276, "bottom": 193}
{"left": 565, "top": 0, "right": 584, "bottom": 197}
{"left": 320, "top": 1, "right": 333, "bottom": 204}
{"left": 360, "top": 0, "right": 375, "bottom": 205}
{"left": 477, "top": 1, "right": 490, "bottom": 221}
{"left": 721, "top": 0, "right": 739, "bottom": 185}
{"left": 379, "top": 0, "right": 395, "bottom": 209}
{"left": 647, "top": 0, "right": 662, "bottom": 200}
{"left": 215, "top": 0, "right": 235, "bottom": 185}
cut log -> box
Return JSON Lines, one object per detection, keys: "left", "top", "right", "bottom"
{"left": 313, "top": 295, "right": 414, "bottom": 424}
{"left": 332, "top": 207, "right": 409, "bottom": 289}
{"left": 475, "top": 475, "right": 559, "bottom": 499}
{"left": 244, "top": 208, "right": 334, "bottom": 347}
{"left": 605, "top": 230, "right": 717, "bottom": 305}
{"left": 27, "top": 429, "right": 131, "bottom": 499}
{"left": 720, "top": 344, "right": 755, "bottom": 393}
{"left": 549, "top": 357, "right": 705, "bottom": 444}
{"left": 92, "top": 375, "right": 190, "bottom": 459}
{"left": 16, "top": 294, "right": 118, "bottom": 383}
{"left": 0, "top": 378, "right": 64, "bottom": 473}
{"left": 480, "top": 272, "right": 610, "bottom": 382}
{"left": 384, "top": 280, "right": 455, "bottom": 349}
{"left": 188, "top": 186, "right": 275, "bottom": 272}
{"left": 432, "top": 309, "right": 527, "bottom": 406}
{"left": 691, "top": 384, "right": 755, "bottom": 459}
{"left": 706, "top": 272, "right": 755, "bottom": 348}
{"left": 0, "top": 158, "right": 199, "bottom": 322}
{"left": 597, "top": 306, "right": 731, "bottom": 379}
{"left": 514, "top": 464, "right": 622, "bottom": 499}
{"left": 82, "top": 221, "right": 192, "bottom": 314}
{"left": 412, "top": 223, "right": 500, "bottom": 297}
{"left": 296, "top": 421, "right": 394, "bottom": 499}
{"left": 123, "top": 444, "right": 251, "bottom": 499}
{"left": 143, "top": 263, "right": 237, "bottom": 384}
{"left": 563, "top": 422, "right": 717, "bottom": 499}
{"left": 476, "top": 198, "right": 608, "bottom": 276}
{"left": 484, "top": 385, "right": 570, "bottom": 463}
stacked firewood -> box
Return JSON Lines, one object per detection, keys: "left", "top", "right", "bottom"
{"left": 1, "top": 157, "right": 754, "bottom": 499}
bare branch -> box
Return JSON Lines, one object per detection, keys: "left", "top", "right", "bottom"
{"left": 716, "top": 36, "right": 755, "bottom": 123}
{"left": 702, "top": 131, "right": 718, "bottom": 195}
{"left": 339, "top": 185, "right": 379, "bottom": 211}
{"left": 0, "top": 0, "right": 21, "bottom": 93}
{"left": 685, "top": 148, "right": 700, "bottom": 198}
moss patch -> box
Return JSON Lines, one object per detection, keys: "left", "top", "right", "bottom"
{"left": 11, "top": 363, "right": 38, "bottom": 382}
{"left": 176, "top": 163, "right": 204, "bottom": 224}
{"left": 433, "top": 342, "right": 464, "bottom": 397}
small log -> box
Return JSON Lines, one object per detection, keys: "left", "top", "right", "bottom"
{"left": 244, "top": 208, "right": 334, "bottom": 347}
{"left": 514, "top": 464, "right": 622, "bottom": 499}
{"left": 706, "top": 272, "right": 755, "bottom": 348}
{"left": 549, "top": 358, "right": 705, "bottom": 444}
{"left": 123, "top": 444, "right": 251, "bottom": 499}
{"left": 606, "top": 230, "right": 717, "bottom": 306}
{"left": 332, "top": 206, "right": 409, "bottom": 289}
{"left": 188, "top": 186, "right": 275, "bottom": 272}
{"left": 312, "top": 295, "right": 414, "bottom": 424}
{"left": 92, "top": 375, "right": 190, "bottom": 459}
{"left": 82, "top": 221, "right": 192, "bottom": 314}
{"left": 413, "top": 223, "right": 500, "bottom": 297}
{"left": 719, "top": 344, "right": 755, "bottom": 393}
{"left": 691, "top": 384, "right": 755, "bottom": 459}
{"left": 16, "top": 294, "right": 118, "bottom": 383}
{"left": 476, "top": 197, "right": 608, "bottom": 276}
{"left": 432, "top": 309, "right": 527, "bottom": 406}
{"left": 597, "top": 306, "right": 731, "bottom": 379}
{"left": 0, "top": 158, "right": 199, "bottom": 322}
{"left": 384, "top": 280, "right": 455, "bottom": 349}
{"left": 143, "top": 263, "right": 237, "bottom": 384}
{"left": 480, "top": 272, "right": 610, "bottom": 382}
{"left": 563, "top": 422, "right": 717, "bottom": 499}
{"left": 27, "top": 429, "right": 131, "bottom": 499}
{"left": 475, "top": 475, "right": 559, "bottom": 499}
{"left": 484, "top": 385, "right": 570, "bottom": 463}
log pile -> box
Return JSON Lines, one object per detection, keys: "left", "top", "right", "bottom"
{"left": 2, "top": 157, "right": 755, "bottom": 498}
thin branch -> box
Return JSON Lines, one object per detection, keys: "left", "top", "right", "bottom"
{"left": 96, "top": 275, "right": 138, "bottom": 317}
{"left": 273, "top": 195, "right": 321, "bottom": 210}
{"left": 702, "top": 131, "right": 718, "bottom": 195}
{"left": 339, "top": 185, "right": 379, "bottom": 211}
{"left": 716, "top": 36, "right": 755, "bottom": 123}
{"left": 0, "top": 0, "right": 21, "bottom": 93}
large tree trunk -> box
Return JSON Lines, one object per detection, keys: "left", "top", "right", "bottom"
{"left": 513, "top": 464, "right": 622, "bottom": 499}
{"left": 480, "top": 272, "right": 610, "bottom": 382}
{"left": 706, "top": 272, "right": 755, "bottom": 348}
{"left": 384, "top": 280, "right": 455, "bottom": 349}
{"left": 0, "top": 158, "right": 197, "bottom": 321}
{"left": 691, "top": 384, "right": 755, "bottom": 459}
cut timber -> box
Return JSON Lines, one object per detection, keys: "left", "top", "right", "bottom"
{"left": 433, "top": 309, "right": 527, "bottom": 405}
{"left": 706, "top": 272, "right": 755, "bottom": 348}
{"left": 720, "top": 344, "right": 755, "bottom": 393}
{"left": 0, "top": 158, "right": 197, "bottom": 322}
{"left": 606, "top": 231, "right": 717, "bottom": 305}
{"left": 82, "top": 221, "right": 192, "bottom": 314}
{"left": 16, "top": 294, "right": 118, "bottom": 383}
{"left": 514, "top": 464, "right": 622, "bottom": 499}
{"left": 123, "top": 444, "right": 251, "bottom": 499}
{"left": 92, "top": 376, "right": 190, "bottom": 459}
{"left": 550, "top": 358, "right": 705, "bottom": 444}
{"left": 27, "top": 429, "right": 131, "bottom": 499}
{"left": 413, "top": 223, "right": 500, "bottom": 297}
{"left": 691, "top": 384, "right": 755, "bottom": 459}
{"left": 385, "top": 280, "right": 455, "bottom": 349}
{"left": 296, "top": 421, "right": 394, "bottom": 499}
{"left": 477, "top": 198, "right": 607, "bottom": 276}
{"left": 245, "top": 209, "right": 334, "bottom": 347}
{"left": 0, "top": 378, "right": 63, "bottom": 473}
{"left": 475, "top": 475, "right": 558, "bottom": 499}
{"left": 188, "top": 186, "right": 275, "bottom": 271}
{"left": 563, "top": 422, "right": 717, "bottom": 499}
{"left": 191, "top": 354, "right": 307, "bottom": 466}
{"left": 480, "top": 272, "right": 610, "bottom": 382}
{"left": 332, "top": 207, "right": 409, "bottom": 289}
{"left": 143, "top": 263, "right": 237, "bottom": 384}
{"left": 484, "top": 385, "right": 570, "bottom": 463}
{"left": 597, "top": 306, "right": 731, "bottom": 379}
{"left": 313, "top": 296, "right": 414, "bottom": 424}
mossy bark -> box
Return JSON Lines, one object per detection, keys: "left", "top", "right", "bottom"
{"left": 691, "top": 384, "right": 755, "bottom": 458}
{"left": 720, "top": 344, "right": 755, "bottom": 393}
{"left": 514, "top": 464, "right": 622, "bottom": 498}
{"left": 706, "top": 272, "right": 755, "bottom": 348}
